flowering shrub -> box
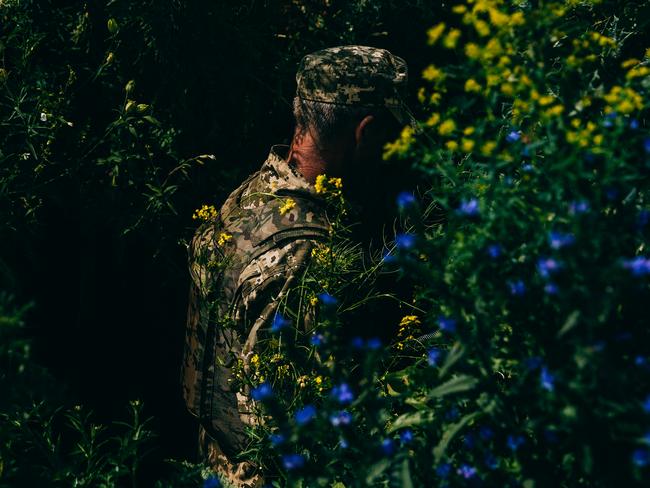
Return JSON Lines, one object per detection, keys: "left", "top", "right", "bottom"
{"left": 236, "top": 1, "right": 650, "bottom": 486}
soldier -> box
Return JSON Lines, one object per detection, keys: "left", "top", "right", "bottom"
{"left": 181, "top": 45, "right": 420, "bottom": 487}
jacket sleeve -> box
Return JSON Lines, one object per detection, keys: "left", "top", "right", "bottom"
{"left": 233, "top": 238, "right": 316, "bottom": 359}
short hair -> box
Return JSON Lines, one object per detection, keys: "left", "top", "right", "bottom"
{"left": 292, "top": 96, "right": 395, "bottom": 150}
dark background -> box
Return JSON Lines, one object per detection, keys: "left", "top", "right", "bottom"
{"left": 1, "top": 0, "right": 442, "bottom": 470}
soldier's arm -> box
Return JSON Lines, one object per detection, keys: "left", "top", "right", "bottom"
{"left": 233, "top": 238, "right": 315, "bottom": 358}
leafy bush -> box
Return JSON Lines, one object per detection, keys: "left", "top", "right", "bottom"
{"left": 233, "top": 1, "right": 650, "bottom": 486}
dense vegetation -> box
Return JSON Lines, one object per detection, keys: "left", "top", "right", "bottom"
{"left": 2, "top": 0, "right": 650, "bottom": 487}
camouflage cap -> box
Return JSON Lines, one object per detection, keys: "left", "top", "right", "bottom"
{"left": 296, "top": 45, "right": 422, "bottom": 133}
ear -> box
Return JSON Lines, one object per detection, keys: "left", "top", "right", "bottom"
{"left": 354, "top": 115, "right": 375, "bottom": 146}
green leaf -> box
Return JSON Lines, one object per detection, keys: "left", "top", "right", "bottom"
{"left": 427, "top": 375, "right": 477, "bottom": 399}
{"left": 557, "top": 310, "right": 580, "bottom": 337}
{"left": 433, "top": 411, "right": 481, "bottom": 463}
{"left": 388, "top": 410, "right": 435, "bottom": 433}
{"left": 399, "top": 459, "right": 414, "bottom": 488}
{"left": 438, "top": 342, "right": 465, "bottom": 378}
{"left": 365, "top": 458, "right": 391, "bottom": 485}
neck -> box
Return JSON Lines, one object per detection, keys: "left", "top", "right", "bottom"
{"left": 287, "top": 130, "right": 344, "bottom": 183}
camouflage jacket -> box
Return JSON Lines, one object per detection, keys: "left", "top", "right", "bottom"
{"left": 181, "top": 144, "right": 331, "bottom": 457}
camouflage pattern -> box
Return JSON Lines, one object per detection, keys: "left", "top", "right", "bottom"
{"left": 182, "top": 144, "right": 331, "bottom": 487}
{"left": 295, "top": 45, "right": 419, "bottom": 130}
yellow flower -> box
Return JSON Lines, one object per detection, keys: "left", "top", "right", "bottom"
{"left": 461, "top": 138, "right": 475, "bottom": 152}
{"left": 465, "top": 42, "right": 481, "bottom": 60}
{"left": 480, "top": 140, "right": 497, "bottom": 156}
{"left": 626, "top": 66, "right": 650, "bottom": 79}
{"left": 463, "top": 126, "right": 475, "bottom": 136}
{"left": 429, "top": 92, "right": 442, "bottom": 105}
{"left": 545, "top": 104, "right": 565, "bottom": 117}
{"left": 538, "top": 95, "right": 555, "bottom": 106}
{"left": 251, "top": 354, "right": 259, "bottom": 366}
{"left": 417, "top": 87, "right": 426, "bottom": 103}
{"left": 310, "top": 296, "right": 319, "bottom": 306}
{"left": 192, "top": 204, "right": 218, "bottom": 221}
{"left": 510, "top": 11, "right": 525, "bottom": 26}
{"left": 383, "top": 125, "right": 415, "bottom": 160}
{"left": 438, "top": 119, "right": 456, "bottom": 136}
{"left": 425, "top": 112, "right": 441, "bottom": 127}
{"left": 484, "top": 38, "right": 503, "bottom": 58}
{"left": 427, "top": 23, "right": 446, "bottom": 45}
{"left": 217, "top": 232, "right": 232, "bottom": 246}
{"left": 279, "top": 198, "right": 296, "bottom": 215}
{"left": 399, "top": 315, "right": 421, "bottom": 328}
{"left": 443, "top": 29, "right": 462, "bottom": 49}
{"left": 315, "top": 375, "right": 323, "bottom": 385}
{"left": 446, "top": 140, "right": 459, "bottom": 151}
{"left": 464, "top": 78, "right": 482, "bottom": 93}
{"left": 488, "top": 8, "right": 510, "bottom": 27}
{"left": 622, "top": 58, "right": 640, "bottom": 69}
{"left": 474, "top": 19, "right": 490, "bottom": 37}
{"left": 314, "top": 174, "right": 327, "bottom": 193}
{"left": 452, "top": 5, "right": 467, "bottom": 13}
{"left": 592, "top": 134, "right": 603, "bottom": 145}
{"left": 500, "top": 83, "right": 515, "bottom": 96}
{"left": 329, "top": 177, "right": 343, "bottom": 189}
{"left": 422, "top": 64, "right": 445, "bottom": 82}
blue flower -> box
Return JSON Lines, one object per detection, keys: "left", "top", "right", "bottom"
{"left": 331, "top": 383, "right": 354, "bottom": 405}
{"left": 544, "top": 283, "right": 559, "bottom": 295}
{"left": 395, "top": 233, "right": 417, "bottom": 250}
{"left": 506, "top": 130, "right": 521, "bottom": 143}
{"left": 508, "top": 279, "right": 526, "bottom": 296}
{"left": 457, "top": 464, "right": 477, "bottom": 479}
{"left": 310, "top": 333, "right": 325, "bottom": 347}
{"left": 622, "top": 257, "right": 650, "bottom": 276}
{"left": 637, "top": 210, "right": 650, "bottom": 229}
{"left": 436, "top": 462, "right": 452, "bottom": 478}
{"left": 632, "top": 449, "right": 650, "bottom": 467}
{"left": 366, "top": 337, "right": 382, "bottom": 350}
{"left": 396, "top": 191, "right": 417, "bottom": 210}
{"left": 445, "top": 406, "right": 460, "bottom": 421}
{"left": 458, "top": 198, "right": 480, "bottom": 217}
{"left": 438, "top": 315, "right": 457, "bottom": 333}
{"left": 463, "top": 433, "right": 475, "bottom": 449}
{"left": 427, "top": 348, "right": 442, "bottom": 366}
{"left": 251, "top": 382, "right": 273, "bottom": 402}
{"left": 643, "top": 394, "right": 650, "bottom": 413}
{"left": 540, "top": 366, "right": 555, "bottom": 392}
{"left": 548, "top": 231, "right": 575, "bottom": 250}
{"left": 537, "top": 257, "right": 561, "bottom": 279}
{"left": 485, "top": 454, "right": 499, "bottom": 469}
{"left": 318, "top": 293, "right": 339, "bottom": 307}
{"left": 643, "top": 430, "right": 650, "bottom": 445}
{"left": 630, "top": 118, "right": 639, "bottom": 130}
{"left": 351, "top": 336, "right": 365, "bottom": 349}
{"left": 271, "top": 313, "right": 290, "bottom": 332}
{"left": 524, "top": 356, "right": 543, "bottom": 370}
{"left": 507, "top": 434, "right": 525, "bottom": 451}
{"left": 338, "top": 437, "right": 349, "bottom": 449}
{"left": 381, "top": 438, "right": 395, "bottom": 456}
{"left": 329, "top": 410, "right": 353, "bottom": 427}
{"left": 295, "top": 405, "right": 316, "bottom": 425}
{"left": 521, "top": 163, "right": 534, "bottom": 172}
{"left": 487, "top": 243, "right": 502, "bottom": 259}
{"left": 269, "top": 433, "right": 285, "bottom": 446}
{"left": 644, "top": 138, "right": 650, "bottom": 154}
{"left": 400, "top": 429, "right": 414, "bottom": 444}
{"left": 381, "top": 249, "right": 396, "bottom": 264}
{"left": 603, "top": 111, "right": 616, "bottom": 127}
{"left": 203, "top": 475, "right": 221, "bottom": 488}
{"left": 568, "top": 200, "right": 590, "bottom": 215}
{"left": 282, "top": 453, "right": 305, "bottom": 470}
{"left": 479, "top": 426, "right": 494, "bottom": 441}
{"left": 636, "top": 356, "right": 647, "bottom": 367}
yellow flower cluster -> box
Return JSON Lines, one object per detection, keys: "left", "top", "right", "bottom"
{"left": 422, "top": 64, "right": 445, "bottom": 83}
{"left": 278, "top": 197, "right": 296, "bottom": 215}
{"left": 217, "top": 232, "right": 232, "bottom": 246}
{"left": 603, "top": 86, "right": 644, "bottom": 114}
{"left": 396, "top": 315, "right": 421, "bottom": 351}
{"left": 311, "top": 243, "right": 335, "bottom": 267}
{"left": 314, "top": 174, "right": 343, "bottom": 194}
{"left": 565, "top": 120, "right": 603, "bottom": 149}
{"left": 192, "top": 204, "right": 218, "bottom": 221}
{"left": 383, "top": 125, "right": 415, "bottom": 160}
